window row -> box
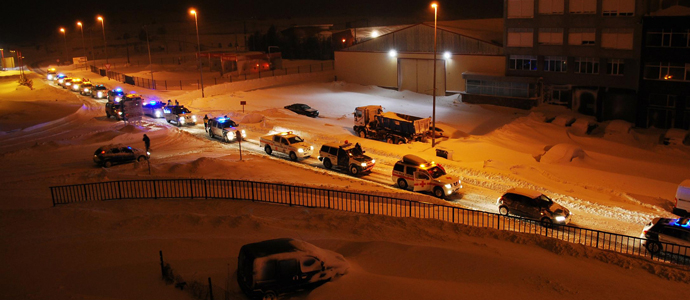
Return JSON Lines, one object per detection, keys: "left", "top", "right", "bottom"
{"left": 646, "top": 30, "right": 690, "bottom": 48}
{"left": 643, "top": 62, "right": 690, "bottom": 81}
{"left": 509, "top": 55, "right": 626, "bottom": 75}
{"left": 508, "top": 0, "right": 635, "bottom": 18}
{"left": 466, "top": 79, "right": 539, "bottom": 98}
{"left": 508, "top": 28, "right": 633, "bottom": 49}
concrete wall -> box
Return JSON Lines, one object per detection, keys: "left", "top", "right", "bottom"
{"left": 335, "top": 51, "right": 505, "bottom": 92}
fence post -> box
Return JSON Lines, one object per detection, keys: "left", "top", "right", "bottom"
{"left": 289, "top": 186, "right": 293, "bottom": 206}
{"left": 368, "top": 195, "right": 371, "bottom": 214}
{"left": 595, "top": 231, "right": 600, "bottom": 248}
{"left": 159, "top": 251, "right": 165, "bottom": 280}
{"left": 327, "top": 190, "right": 331, "bottom": 208}
{"left": 83, "top": 185, "right": 88, "bottom": 202}
{"left": 204, "top": 179, "right": 208, "bottom": 199}
{"left": 208, "top": 278, "right": 214, "bottom": 300}
{"left": 251, "top": 182, "right": 255, "bottom": 201}
{"left": 50, "top": 187, "right": 56, "bottom": 206}
{"left": 118, "top": 181, "right": 123, "bottom": 199}
{"left": 153, "top": 181, "right": 158, "bottom": 199}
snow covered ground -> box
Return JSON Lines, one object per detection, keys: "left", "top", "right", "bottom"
{"left": 1, "top": 65, "right": 688, "bottom": 299}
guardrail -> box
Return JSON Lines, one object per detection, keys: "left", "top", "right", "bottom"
{"left": 50, "top": 178, "right": 690, "bottom": 266}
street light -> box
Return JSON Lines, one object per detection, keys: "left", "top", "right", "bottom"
{"left": 77, "top": 21, "right": 87, "bottom": 69}
{"left": 143, "top": 25, "right": 154, "bottom": 88}
{"left": 59, "top": 28, "right": 68, "bottom": 65}
{"left": 190, "top": 8, "right": 204, "bottom": 97}
{"left": 97, "top": 16, "right": 108, "bottom": 64}
{"left": 431, "top": 2, "right": 438, "bottom": 148}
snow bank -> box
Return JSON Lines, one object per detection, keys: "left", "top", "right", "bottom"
{"left": 664, "top": 128, "right": 689, "bottom": 146}
{"left": 605, "top": 120, "right": 633, "bottom": 135}
{"left": 539, "top": 144, "right": 586, "bottom": 164}
{"left": 569, "top": 118, "right": 597, "bottom": 135}
{"left": 552, "top": 115, "right": 576, "bottom": 127}
{"left": 240, "top": 113, "right": 264, "bottom": 124}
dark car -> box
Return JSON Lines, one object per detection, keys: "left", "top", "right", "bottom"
{"left": 91, "top": 84, "right": 108, "bottom": 99}
{"left": 318, "top": 142, "right": 375, "bottom": 175}
{"left": 640, "top": 217, "right": 690, "bottom": 255}
{"left": 108, "top": 88, "right": 125, "bottom": 102}
{"left": 496, "top": 188, "right": 571, "bottom": 227}
{"left": 238, "top": 238, "right": 348, "bottom": 300}
{"left": 284, "top": 103, "right": 319, "bottom": 118}
{"left": 93, "top": 144, "right": 149, "bottom": 168}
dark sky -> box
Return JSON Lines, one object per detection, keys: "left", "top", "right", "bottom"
{"left": 0, "top": 0, "right": 502, "bottom": 45}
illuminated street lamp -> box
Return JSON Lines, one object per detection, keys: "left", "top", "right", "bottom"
{"left": 77, "top": 21, "right": 87, "bottom": 69}
{"left": 59, "top": 27, "right": 68, "bottom": 65}
{"left": 97, "top": 16, "right": 108, "bottom": 64}
{"left": 190, "top": 8, "right": 205, "bottom": 97}
{"left": 431, "top": 2, "right": 438, "bottom": 148}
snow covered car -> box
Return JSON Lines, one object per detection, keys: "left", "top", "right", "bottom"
{"left": 284, "top": 103, "right": 319, "bottom": 118}
{"left": 105, "top": 101, "right": 124, "bottom": 120}
{"left": 142, "top": 100, "right": 167, "bottom": 118}
{"left": 164, "top": 105, "right": 197, "bottom": 126}
{"left": 207, "top": 117, "right": 246, "bottom": 142}
{"left": 237, "top": 238, "right": 349, "bottom": 300}
{"left": 79, "top": 81, "right": 93, "bottom": 96}
{"left": 640, "top": 217, "right": 690, "bottom": 255}
{"left": 260, "top": 131, "right": 313, "bottom": 161}
{"left": 70, "top": 78, "right": 84, "bottom": 92}
{"left": 392, "top": 155, "right": 462, "bottom": 198}
{"left": 46, "top": 67, "right": 57, "bottom": 80}
{"left": 93, "top": 144, "right": 149, "bottom": 168}
{"left": 318, "top": 142, "right": 375, "bottom": 175}
{"left": 496, "top": 188, "right": 572, "bottom": 227}
{"left": 91, "top": 84, "right": 108, "bottom": 99}
{"left": 108, "top": 88, "right": 125, "bottom": 102}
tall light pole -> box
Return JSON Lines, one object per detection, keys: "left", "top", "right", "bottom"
{"left": 190, "top": 8, "right": 205, "bottom": 97}
{"left": 59, "top": 28, "right": 68, "bottom": 65}
{"left": 431, "top": 2, "right": 438, "bottom": 148}
{"left": 97, "top": 16, "right": 108, "bottom": 64}
{"left": 77, "top": 21, "right": 87, "bottom": 69}
{"left": 144, "top": 25, "right": 154, "bottom": 88}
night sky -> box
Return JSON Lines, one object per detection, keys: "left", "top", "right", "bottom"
{"left": 1, "top": 0, "right": 502, "bottom": 45}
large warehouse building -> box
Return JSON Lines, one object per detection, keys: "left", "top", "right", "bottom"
{"left": 334, "top": 19, "right": 505, "bottom": 95}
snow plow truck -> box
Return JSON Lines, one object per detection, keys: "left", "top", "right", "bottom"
{"left": 353, "top": 105, "right": 431, "bottom": 144}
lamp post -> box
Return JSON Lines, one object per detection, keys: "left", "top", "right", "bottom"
{"left": 77, "top": 21, "right": 87, "bottom": 69}
{"left": 59, "top": 28, "right": 68, "bottom": 65}
{"left": 97, "top": 16, "right": 108, "bottom": 64}
{"left": 190, "top": 8, "right": 205, "bottom": 97}
{"left": 431, "top": 2, "right": 438, "bottom": 148}
{"left": 144, "top": 25, "right": 154, "bottom": 88}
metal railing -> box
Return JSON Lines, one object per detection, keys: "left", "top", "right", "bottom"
{"left": 89, "top": 61, "right": 334, "bottom": 91}
{"left": 50, "top": 178, "right": 690, "bottom": 266}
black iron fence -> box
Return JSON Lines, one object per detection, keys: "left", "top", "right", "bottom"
{"left": 89, "top": 61, "right": 334, "bottom": 91}
{"left": 50, "top": 178, "right": 690, "bottom": 266}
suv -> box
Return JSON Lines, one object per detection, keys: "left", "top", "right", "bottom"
{"left": 108, "top": 88, "right": 125, "bottom": 102}
{"left": 61, "top": 78, "right": 74, "bottom": 88}
{"left": 55, "top": 74, "right": 67, "bottom": 85}
{"left": 105, "top": 101, "right": 123, "bottom": 120}
{"left": 641, "top": 217, "right": 690, "bottom": 255}
{"left": 91, "top": 84, "right": 108, "bottom": 99}
{"left": 164, "top": 105, "right": 197, "bottom": 126}
{"left": 318, "top": 142, "right": 375, "bottom": 175}
{"left": 237, "top": 238, "right": 349, "bottom": 300}
{"left": 46, "top": 67, "right": 57, "bottom": 80}
{"left": 142, "top": 100, "right": 167, "bottom": 118}
{"left": 93, "top": 144, "right": 149, "bottom": 168}
{"left": 392, "top": 155, "right": 462, "bottom": 198}
{"left": 70, "top": 78, "right": 84, "bottom": 92}
{"left": 79, "top": 81, "right": 93, "bottom": 96}
{"left": 496, "top": 188, "right": 572, "bottom": 227}
{"left": 208, "top": 117, "right": 245, "bottom": 142}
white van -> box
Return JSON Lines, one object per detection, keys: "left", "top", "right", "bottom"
{"left": 674, "top": 180, "right": 690, "bottom": 217}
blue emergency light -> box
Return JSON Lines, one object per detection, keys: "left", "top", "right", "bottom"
{"left": 670, "top": 218, "right": 690, "bottom": 228}
{"left": 115, "top": 88, "right": 122, "bottom": 92}
{"left": 149, "top": 101, "right": 156, "bottom": 105}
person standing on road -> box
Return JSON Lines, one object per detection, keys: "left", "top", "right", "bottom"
{"left": 167, "top": 99, "right": 172, "bottom": 106}
{"left": 175, "top": 99, "right": 179, "bottom": 106}
{"left": 203, "top": 114, "right": 209, "bottom": 131}
{"left": 143, "top": 134, "right": 151, "bottom": 153}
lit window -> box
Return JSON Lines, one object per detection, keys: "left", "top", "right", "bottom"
{"left": 509, "top": 55, "right": 538, "bottom": 71}
{"left": 544, "top": 56, "right": 567, "bottom": 72}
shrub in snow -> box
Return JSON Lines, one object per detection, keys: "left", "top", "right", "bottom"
{"left": 569, "top": 119, "right": 598, "bottom": 135}
{"left": 539, "top": 144, "right": 586, "bottom": 164}
{"left": 663, "top": 128, "right": 689, "bottom": 146}
{"left": 552, "top": 115, "right": 576, "bottom": 127}
{"left": 604, "top": 120, "right": 633, "bottom": 135}
{"left": 528, "top": 112, "right": 546, "bottom": 122}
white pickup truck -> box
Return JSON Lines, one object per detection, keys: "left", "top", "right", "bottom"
{"left": 260, "top": 131, "right": 314, "bottom": 161}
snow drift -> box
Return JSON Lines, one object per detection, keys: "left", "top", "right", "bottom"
{"left": 539, "top": 144, "right": 586, "bottom": 164}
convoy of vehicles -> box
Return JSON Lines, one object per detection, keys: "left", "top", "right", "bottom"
{"left": 318, "top": 142, "right": 375, "bottom": 175}
{"left": 353, "top": 105, "right": 431, "bottom": 144}
{"left": 260, "top": 131, "right": 313, "bottom": 161}
{"left": 164, "top": 105, "right": 197, "bottom": 126}
{"left": 207, "top": 117, "right": 246, "bottom": 142}
{"left": 496, "top": 188, "right": 572, "bottom": 227}
{"left": 93, "top": 144, "right": 149, "bottom": 168}
{"left": 284, "top": 103, "right": 319, "bottom": 117}
{"left": 392, "top": 155, "right": 462, "bottom": 198}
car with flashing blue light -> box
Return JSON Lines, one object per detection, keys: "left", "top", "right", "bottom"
{"left": 93, "top": 144, "right": 149, "bottom": 168}
{"left": 142, "top": 100, "right": 167, "bottom": 118}
{"left": 640, "top": 217, "right": 690, "bottom": 255}
{"left": 108, "top": 88, "right": 126, "bottom": 102}
{"left": 55, "top": 74, "right": 67, "bottom": 84}
{"left": 207, "top": 117, "right": 246, "bottom": 142}
{"left": 91, "top": 84, "right": 108, "bottom": 99}
{"left": 164, "top": 105, "right": 197, "bottom": 126}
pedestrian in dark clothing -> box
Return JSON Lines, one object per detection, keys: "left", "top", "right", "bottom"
{"left": 167, "top": 100, "right": 172, "bottom": 106}
{"left": 143, "top": 134, "right": 151, "bottom": 153}
{"left": 175, "top": 99, "right": 179, "bottom": 106}
{"left": 203, "top": 114, "right": 209, "bottom": 131}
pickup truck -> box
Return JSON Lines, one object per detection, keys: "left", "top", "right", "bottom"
{"left": 260, "top": 131, "right": 313, "bottom": 161}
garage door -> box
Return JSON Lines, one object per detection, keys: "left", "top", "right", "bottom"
{"left": 398, "top": 59, "right": 445, "bottom": 96}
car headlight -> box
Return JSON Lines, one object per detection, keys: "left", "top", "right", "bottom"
{"left": 179, "top": 117, "right": 185, "bottom": 123}
{"left": 241, "top": 130, "right": 246, "bottom": 137}
{"left": 192, "top": 116, "right": 197, "bottom": 121}
{"left": 361, "top": 162, "right": 367, "bottom": 167}
{"left": 84, "top": 88, "right": 89, "bottom": 92}
{"left": 371, "top": 159, "right": 375, "bottom": 163}
{"left": 97, "top": 92, "right": 103, "bottom": 97}
{"left": 115, "top": 97, "right": 121, "bottom": 102}
{"left": 298, "top": 148, "right": 304, "bottom": 153}
{"left": 444, "top": 184, "right": 451, "bottom": 189}
{"left": 155, "top": 111, "right": 161, "bottom": 118}
{"left": 118, "top": 112, "right": 123, "bottom": 115}
{"left": 47, "top": 75, "right": 53, "bottom": 79}
{"left": 310, "top": 146, "right": 314, "bottom": 150}
{"left": 146, "top": 151, "right": 150, "bottom": 155}
{"left": 555, "top": 216, "right": 566, "bottom": 222}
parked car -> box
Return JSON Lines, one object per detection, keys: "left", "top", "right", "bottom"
{"left": 392, "top": 155, "right": 461, "bottom": 198}
{"left": 142, "top": 100, "right": 167, "bottom": 118}
{"left": 673, "top": 179, "right": 690, "bottom": 217}
{"left": 496, "top": 188, "right": 572, "bottom": 227}
{"left": 640, "top": 217, "right": 690, "bottom": 255}
{"left": 237, "top": 238, "right": 349, "bottom": 300}
{"left": 93, "top": 144, "right": 149, "bottom": 168}
{"left": 91, "top": 84, "right": 108, "bottom": 99}
{"left": 284, "top": 103, "right": 319, "bottom": 118}
{"left": 318, "top": 142, "right": 375, "bottom": 175}
{"left": 207, "top": 116, "right": 246, "bottom": 142}
{"left": 164, "top": 105, "right": 197, "bottom": 126}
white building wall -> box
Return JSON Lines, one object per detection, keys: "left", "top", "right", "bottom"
{"left": 335, "top": 51, "right": 505, "bottom": 93}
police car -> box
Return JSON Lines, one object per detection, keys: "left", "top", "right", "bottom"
{"left": 46, "top": 67, "right": 57, "bottom": 80}
{"left": 318, "top": 142, "right": 375, "bottom": 175}
{"left": 79, "top": 81, "right": 93, "bottom": 96}
{"left": 164, "top": 105, "right": 197, "bottom": 126}
{"left": 91, "top": 84, "right": 108, "bottom": 99}
{"left": 260, "top": 131, "right": 313, "bottom": 161}
{"left": 70, "top": 78, "right": 84, "bottom": 92}
{"left": 55, "top": 74, "right": 67, "bottom": 84}
{"left": 108, "top": 88, "right": 125, "bottom": 102}
{"left": 93, "top": 144, "right": 149, "bottom": 168}
{"left": 207, "top": 117, "right": 246, "bottom": 142}
{"left": 392, "top": 155, "right": 462, "bottom": 198}
{"left": 142, "top": 100, "right": 167, "bottom": 118}
{"left": 61, "top": 78, "right": 74, "bottom": 88}
{"left": 641, "top": 217, "right": 690, "bottom": 255}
